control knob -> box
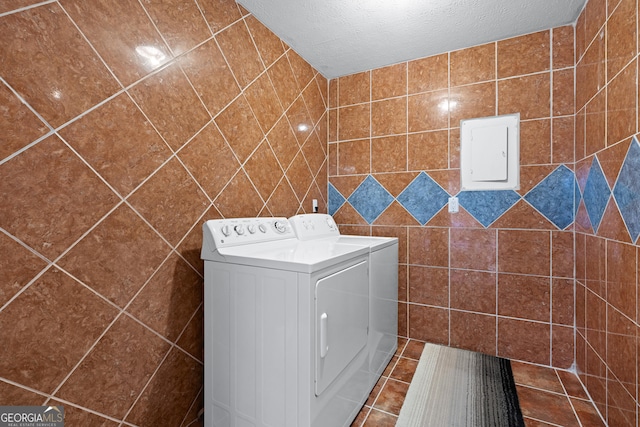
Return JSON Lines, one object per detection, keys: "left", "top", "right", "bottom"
{"left": 234, "top": 225, "right": 245, "bottom": 235}
{"left": 273, "top": 220, "right": 287, "bottom": 234}
{"left": 221, "top": 225, "right": 231, "bottom": 237}
{"left": 247, "top": 224, "right": 256, "bottom": 234}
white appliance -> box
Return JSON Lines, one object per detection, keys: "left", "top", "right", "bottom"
{"left": 201, "top": 217, "right": 374, "bottom": 427}
{"left": 288, "top": 214, "right": 398, "bottom": 387}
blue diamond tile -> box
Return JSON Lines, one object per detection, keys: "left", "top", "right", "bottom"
{"left": 575, "top": 178, "right": 582, "bottom": 216}
{"left": 613, "top": 138, "right": 640, "bottom": 243}
{"left": 458, "top": 190, "right": 521, "bottom": 227}
{"left": 524, "top": 165, "right": 575, "bottom": 230}
{"left": 583, "top": 157, "right": 611, "bottom": 232}
{"left": 397, "top": 172, "right": 449, "bottom": 225}
{"left": 348, "top": 176, "right": 394, "bottom": 223}
{"left": 328, "top": 183, "right": 345, "bottom": 216}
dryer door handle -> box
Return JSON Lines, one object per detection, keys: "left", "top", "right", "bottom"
{"left": 320, "top": 312, "right": 329, "bottom": 358}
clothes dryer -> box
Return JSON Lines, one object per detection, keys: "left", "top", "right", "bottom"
{"left": 288, "top": 214, "right": 398, "bottom": 389}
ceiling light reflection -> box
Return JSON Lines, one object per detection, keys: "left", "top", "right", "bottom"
{"left": 439, "top": 99, "right": 457, "bottom": 112}
{"left": 135, "top": 45, "right": 167, "bottom": 68}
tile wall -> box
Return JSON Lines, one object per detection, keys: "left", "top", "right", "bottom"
{"left": 328, "top": 26, "right": 577, "bottom": 369}
{"left": 0, "top": 0, "right": 326, "bottom": 424}
{"left": 574, "top": 0, "right": 640, "bottom": 425}
{"left": 328, "top": 0, "right": 640, "bottom": 425}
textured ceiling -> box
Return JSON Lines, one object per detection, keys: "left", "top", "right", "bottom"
{"left": 238, "top": 0, "right": 587, "bottom": 79}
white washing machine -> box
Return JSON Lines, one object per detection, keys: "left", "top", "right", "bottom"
{"left": 201, "top": 217, "right": 373, "bottom": 427}
{"left": 289, "top": 214, "right": 398, "bottom": 389}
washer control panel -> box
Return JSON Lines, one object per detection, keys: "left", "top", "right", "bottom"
{"left": 203, "top": 217, "right": 295, "bottom": 250}
{"left": 289, "top": 214, "right": 341, "bottom": 241}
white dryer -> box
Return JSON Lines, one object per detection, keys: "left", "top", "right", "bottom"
{"left": 289, "top": 214, "right": 398, "bottom": 388}
{"left": 201, "top": 217, "right": 373, "bottom": 427}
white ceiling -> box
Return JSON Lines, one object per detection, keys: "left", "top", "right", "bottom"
{"left": 237, "top": 0, "right": 587, "bottom": 79}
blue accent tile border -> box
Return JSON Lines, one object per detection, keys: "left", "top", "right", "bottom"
{"left": 397, "top": 172, "right": 449, "bottom": 225}
{"left": 613, "top": 137, "right": 640, "bottom": 243}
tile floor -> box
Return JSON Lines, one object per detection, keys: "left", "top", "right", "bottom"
{"left": 352, "top": 339, "right": 607, "bottom": 427}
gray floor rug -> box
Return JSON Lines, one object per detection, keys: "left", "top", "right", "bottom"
{"left": 396, "top": 343, "right": 525, "bottom": 427}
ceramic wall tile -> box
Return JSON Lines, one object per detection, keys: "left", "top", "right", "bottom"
{"left": 128, "top": 253, "right": 202, "bottom": 342}
{"left": 372, "top": 135, "right": 407, "bottom": 173}
{"left": 1, "top": 3, "right": 325, "bottom": 423}
{"left": 141, "top": 0, "right": 211, "bottom": 56}
{"left": 407, "top": 130, "right": 448, "bottom": 171}
{"left": 498, "top": 318, "right": 551, "bottom": 365}
{"left": 57, "top": 205, "right": 170, "bottom": 308}
{"left": 214, "top": 170, "right": 265, "bottom": 218}
{"left": 338, "top": 104, "right": 371, "bottom": 140}
{"left": 338, "top": 71, "right": 370, "bottom": 106}
{"left": 498, "top": 274, "right": 551, "bottom": 322}
{"left": 128, "top": 158, "right": 210, "bottom": 246}
{"left": 606, "top": 0, "right": 636, "bottom": 81}
{"left": 215, "top": 95, "right": 264, "bottom": 162}
{"left": 0, "top": 232, "right": 47, "bottom": 307}
{"left": 408, "top": 304, "right": 448, "bottom": 344}
{"left": 450, "top": 43, "right": 495, "bottom": 87}
{"left": 0, "top": 4, "right": 120, "bottom": 127}
{"left": 497, "top": 30, "right": 550, "bottom": 78}
{"left": 0, "top": 81, "right": 49, "bottom": 161}
{"left": 372, "top": 63, "right": 407, "bottom": 100}
{"left": 179, "top": 39, "right": 240, "bottom": 116}
{"left": 498, "top": 230, "right": 551, "bottom": 276}
{"left": 607, "top": 61, "right": 637, "bottom": 146}
{"left": 371, "top": 97, "right": 407, "bottom": 137}
{"left": 216, "top": 20, "right": 264, "bottom": 89}
{"left": 450, "top": 228, "right": 496, "bottom": 271}
{"left": 268, "top": 55, "right": 300, "bottom": 111}
{"left": 286, "top": 97, "right": 313, "bottom": 144}
{"left": 61, "top": 0, "right": 173, "bottom": 86}
{"left": 520, "top": 119, "right": 552, "bottom": 165}
{"left": 128, "top": 63, "right": 210, "bottom": 151}
{"left": 585, "top": 90, "right": 607, "bottom": 156}
{"left": 244, "top": 141, "right": 283, "bottom": 200}
{"left": 267, "top": 117, "right": 300, "bottom": 170}
{"left": 178, "top": 123, "right": 239, "bottom": 200}
{"left": 449, "top": 269, "right": 497, "bottom": 314}
{"left": 288, "top": 50, "right": 316, "bottom": 92}
{"left": 196, "top": 0, "right": 242, "bottom": 34}
{"left": 125, "top": 348, "right": 203, "bottom": 426}
{"left": 449, "top": 81, "right": 496, "bottom": 124}
{"left": 59, "top": 93, "right": 172, "bottom": 197}
{"left": 245, "top": 15, "right": 285, "bottom": 67}
{"left": 408, "top": 90, "right": 449, "bottom": 132}
{"left": 553, "top": 26, "right": 575, "bottom": 70}
{"left": 498, "top": 73, "right": 551, "bottom": 120}
{"left": 0, "top": 268, "right": 118, "bottom": 392}
{"left": 0, "top": 135, "right": 119, "bottom": 260}
{"left": 450, "top": 311, "right": 496, "bottom": 355}
{"left": 407, "top": 53, "right": 448, "bottom": 94}
{"left": 408, "top": 266, "right": 448, "bottom": 306}
{"left": 576, "top": 32, "right": 606, "bottom": 111}
{"left": 244, "top": 72, "right": 284, "bottom": 134}
{"left": 55, "top": 315, "right": 170, "bottom": 419}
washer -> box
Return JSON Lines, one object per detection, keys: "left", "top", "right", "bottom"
{"left": 201, "top": 217, "right": 372, "bottom": 427}
{"left": 289, "top": 214, "right": 398, "bottom": 388}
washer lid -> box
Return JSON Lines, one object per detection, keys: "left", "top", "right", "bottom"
{"left": 214, "top": 239, "right": 369, "bottom": 273}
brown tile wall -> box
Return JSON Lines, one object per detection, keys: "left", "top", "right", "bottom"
{"left": 574, "top": 0, "right": 640, "bottom": 425}
{"left": 331, "top": 0, "right": 640, "bottom": 423}
{"left": 329, "top": 25, "right": 577, "bottom": 370}
{"left": 0, "top": 0, "right": 326, "bottom": 424}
